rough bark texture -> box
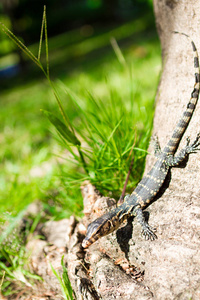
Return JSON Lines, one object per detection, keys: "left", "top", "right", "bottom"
{"left": 18, "top": 2, "right": 200, "bottom": 299}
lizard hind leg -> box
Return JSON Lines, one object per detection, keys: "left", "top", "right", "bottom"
{"left": 133, "top": 206, "right": 157, "bottom": 241}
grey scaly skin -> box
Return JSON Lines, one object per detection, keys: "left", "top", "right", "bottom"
{"left": 82, "top": 39, "right": 200, "bottom": 249}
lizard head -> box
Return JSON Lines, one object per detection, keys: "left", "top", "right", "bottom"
{"left": 82, "top": 211, "right": 121, "bottom": 248}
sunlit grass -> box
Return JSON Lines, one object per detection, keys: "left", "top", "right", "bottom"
{"left": 0, "top": 22, "right": 161, "bottom": 218}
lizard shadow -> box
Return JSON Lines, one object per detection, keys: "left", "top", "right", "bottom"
{"left": 116, "top": 216, "right": 134, "bottom": 261}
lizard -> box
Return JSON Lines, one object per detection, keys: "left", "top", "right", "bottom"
{"left": 82, "top": 37, "right": 200, "bottom": 249}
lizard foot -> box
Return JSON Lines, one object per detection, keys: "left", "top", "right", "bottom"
{"left": 186, "top": 132, "right": 200, "bottom": 153}
{"left": 134, "top": 206, "right": 158, "bottom": 241}
{"left": 141, "top": 224, "right": 157, "bottom": 241}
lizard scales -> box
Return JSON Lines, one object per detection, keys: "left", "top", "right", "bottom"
{"left": 82, "top": 38, "right": 200, "bottom": 248}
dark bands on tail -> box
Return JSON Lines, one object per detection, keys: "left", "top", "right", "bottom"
{"left": 163, "top": 38, "right": 200, "bottom": 155}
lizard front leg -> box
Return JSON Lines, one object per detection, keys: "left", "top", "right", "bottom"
{"left": 133, "top": 205, "right": 157, "bottom": 240}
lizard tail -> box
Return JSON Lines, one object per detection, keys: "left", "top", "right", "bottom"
{"left": 163, "top": 39, "right": 200, "bottom": 155}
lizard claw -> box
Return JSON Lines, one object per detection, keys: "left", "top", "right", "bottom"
{"left": 186, "top": 132, "right": 200, "bottom": 153}
{"left": 141, "top": 224, "right": 157, "bottom": 241}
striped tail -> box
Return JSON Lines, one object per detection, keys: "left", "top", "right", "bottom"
{"left": 163, "top": 40, "right": 200, "bottom": 155}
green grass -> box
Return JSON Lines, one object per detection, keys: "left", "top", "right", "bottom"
{"left": 0, "top": 209, "right": 42, "bottom": 296}
{"left": 0, "top": 16, "right": 161, "bottom": 218}
{"left": 0, "top": 13, "right": 161, "bottom": 296}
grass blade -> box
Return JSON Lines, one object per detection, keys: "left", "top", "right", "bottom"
{"left": 50, "top": 257, "right": 73, "bottom": 300}
{"left": 44, "top": 5, "right": 50, "bottom": 77}
{"left": 110, "top": 37, "right": 127, "bottom": 68}
{"left": 61, "top": 256, "right": 73, "bottom": 300}
{"left": 38, "top": 6, "right": 45, "bottom": 61}
{"left": 41, "top": 110, "right": 80, "bottom": 146}
{"left": 0, "top": 23, "right": 44, "bottom": 73}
